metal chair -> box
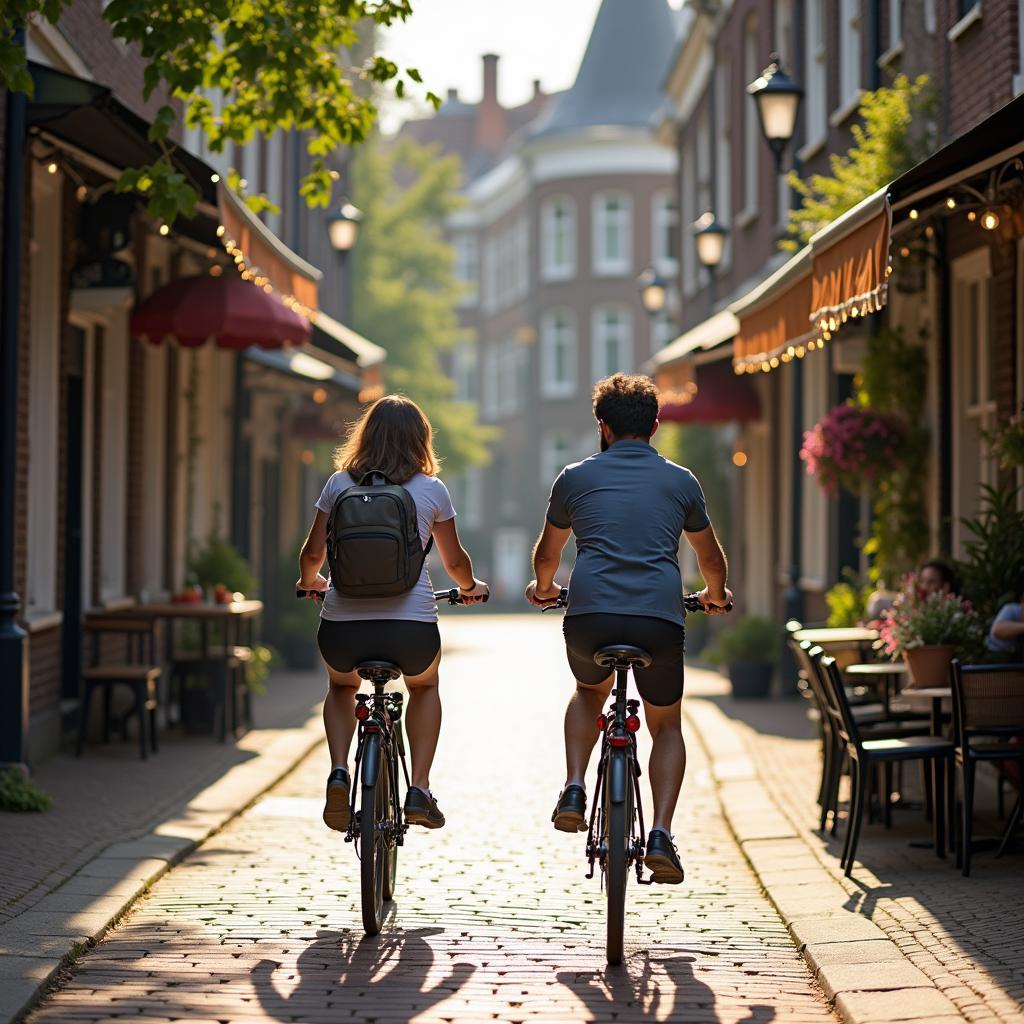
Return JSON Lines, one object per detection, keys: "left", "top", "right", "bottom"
{"left": 950, "top": 661, "right": 1024, "bottom": 876}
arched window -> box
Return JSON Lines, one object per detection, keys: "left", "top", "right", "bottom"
{"left": 540, "top": 308, "right": 578, "bottom": 398}
{"left": 592, "top": 192, "right": 632, "bottom": 276}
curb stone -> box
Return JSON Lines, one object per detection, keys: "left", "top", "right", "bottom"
{"left": 683, "top": 698, "right": 965, "bottom": 1024}
{"left": 0, "top": 709, "right": 325, "bottom": 1024}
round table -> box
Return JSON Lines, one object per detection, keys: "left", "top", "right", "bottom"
{"left": 898, "top": 686, "right": 952, "bottom": 736}
{"left": 846, "top": 661, "right": 907, "bottom": 715}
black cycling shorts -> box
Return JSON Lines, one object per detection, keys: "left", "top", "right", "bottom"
{"left": 563, "top": 613, "right": 686, "bottom": 707}
{"left": 317, "top": 619, "right": 441, "bottom": 678}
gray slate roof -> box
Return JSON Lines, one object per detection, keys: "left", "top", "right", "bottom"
{"left": 531, "top": 0, "right": 680, "bottom": 139}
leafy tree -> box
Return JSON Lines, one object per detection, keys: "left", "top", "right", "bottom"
{"left": 783, "top": 74, "right": 932, "bottom": 250}
{"left": 350, "top": 135, "right": 496, "bottom": 475}
{"left": 1, "top": 1, "right": 439, "bottom": 223}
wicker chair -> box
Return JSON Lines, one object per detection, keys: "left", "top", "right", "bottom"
{"left": 819, "top": 655, "right": 954, "bottom": 877}
{"left": 950, "top": 661, "right": 1024, "bottom": 876}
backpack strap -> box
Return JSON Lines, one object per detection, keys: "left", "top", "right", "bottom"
{"left": 359, "top": 467, "right": 391, "bottom": 486}
{"left": 424, "top": 535, "right": 434, "bottom": 556}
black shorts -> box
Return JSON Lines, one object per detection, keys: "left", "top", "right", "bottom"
{"left": 317, "top": 619, "right": 441, "bottom": 678}
{"left": 563, "top": 613, "right": 685, "bottom": 707}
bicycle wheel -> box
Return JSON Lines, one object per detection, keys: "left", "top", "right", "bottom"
{"left": 383, "top": 753, "right": 399, "bottom": 902}
{"left": 360, "top": 740, "right": 389, "bottom": 936}
{"left": 605, "top": 748, "right": 632, "bottom": 965}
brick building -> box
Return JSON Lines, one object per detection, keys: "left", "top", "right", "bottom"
{"left": 652, "top": 0, "right": 1024, "bottom": 627}
{"left": 1, "top": 4, "right": 385, "bottom": 764}
{"left": 399, "top": 0, "right": 683, "bottom": 598}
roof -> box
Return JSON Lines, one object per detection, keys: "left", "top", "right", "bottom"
{"left": 530, "top": 0, "right": 679, "bottom": 139}
{"left": 311, "top": 310, "right": 387, "bottom": 368}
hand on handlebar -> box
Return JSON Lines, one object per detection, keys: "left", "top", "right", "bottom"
{"left": 697, "top": 585, "right": 734, "bottom": 615}
{"left": 458, "top": 579, "right": 490, "bottom": 605}
{"left": 295, "top": 574, "right": 328, "bottom": 602}
{"left": 526, "top": 580, "right": 563, "bottom": 608}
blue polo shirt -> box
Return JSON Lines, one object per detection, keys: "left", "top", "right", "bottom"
{"left": 546, "top": 440, "right": 711, "bottom": 627}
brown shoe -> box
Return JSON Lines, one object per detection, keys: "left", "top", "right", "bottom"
{"left": 404, "top": 786, "right": 445, "bottom": 829}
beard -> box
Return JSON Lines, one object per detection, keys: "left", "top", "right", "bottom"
{"left": 600, "top": 432, "right": 609, "bottom": 452}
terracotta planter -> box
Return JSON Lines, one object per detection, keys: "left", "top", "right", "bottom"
{"left": 904, "top": 644, "right": 956, "bottom": 690}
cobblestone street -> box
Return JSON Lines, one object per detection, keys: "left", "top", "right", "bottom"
{"left": 28, "top": 617, "right": 837, "bottom": 1024}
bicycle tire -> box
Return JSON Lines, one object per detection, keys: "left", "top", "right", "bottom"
{"left": 360, "top": 739, "right": 388, "bottom": 935}
{"left": 605, "top": 748, "right": 632, "bottom": 965}
{"left": 383, "top": 752, "right": 399, "bottom": 901}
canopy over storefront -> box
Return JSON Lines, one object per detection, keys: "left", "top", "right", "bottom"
{"left": 659, "top": 357, "right": 761, "bottom": 424}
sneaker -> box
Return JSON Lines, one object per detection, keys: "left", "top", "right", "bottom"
{"left": 404, "top": 786, "right": 445, "bottom": 829}
{"left": 551, "top": 785, "right": 587, "bottom": 833}
{"left": 644, "top": 829, "right": 684, "bottom": 884}
{"left": 323, "top": 768, "right": 351, "bottom": 831}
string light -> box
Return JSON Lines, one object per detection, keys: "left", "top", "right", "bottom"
{"left": 159, "top": 224, "right": 170, "bottom": 236}
{"left": 46, "top": 161, "right": 58, "bottom": 175}
{"left": 980, "top": 208, "right": 1001, "bottom": 231}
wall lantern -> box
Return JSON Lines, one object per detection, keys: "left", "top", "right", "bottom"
{"left": 327, "top": 202, "right": 364, "bottom": 252}
{"left": 693, "top": 212, "right": 728, "bottom": 270}
{"left": 747, "top": 54, "right": 804, "bottom": 173}
{"left": 637, "top": 267, "right": 669, "bottom": 315}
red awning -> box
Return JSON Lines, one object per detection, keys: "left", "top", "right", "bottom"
{"left": 659, "top": 359, "right": 761, "bottom": 424}
{"left": 131, "top": 273, "right": 311, "bottom": 349}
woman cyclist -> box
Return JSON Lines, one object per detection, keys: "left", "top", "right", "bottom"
{"left": 297, "top": 395, "right": 488, "bottom": 832}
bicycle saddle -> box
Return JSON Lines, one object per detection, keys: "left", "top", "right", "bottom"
{"left": 593, "top": 645, "right": 653, "bottom": 669}
{"left": 356, "top": 661, "right": 402, "bottom": 681}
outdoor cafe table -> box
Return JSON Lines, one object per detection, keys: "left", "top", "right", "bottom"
{"left": 898, "top": 686, "right": 952, "bottom": 737}
{"left": 846, "top": 661, "right": 908, "bottom": 716}
{"left": 134, "top": 599, "right": 263, "bottom": 654}
{"left": 791, "top": 627, "right": 879, "bottom": 646}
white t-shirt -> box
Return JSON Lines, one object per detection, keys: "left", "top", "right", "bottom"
{"left": 315, "top": 471, "right": 456, "bottom": 623}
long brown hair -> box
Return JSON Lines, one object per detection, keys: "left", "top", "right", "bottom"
{"left": 335, "top": 394, "right": 439, "bottom": 484}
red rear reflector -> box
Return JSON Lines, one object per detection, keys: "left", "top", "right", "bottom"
{"left": 626, "top": 715, "right": 641, "bottom": 733}
{"left": 609, "top": 734, "right": 630, "bottom": 748}
{"left": 596, "top": 714, "right": 607, "bottom": 731}
{"left": 355, "top": 705, "right": 370, "bottom": 721}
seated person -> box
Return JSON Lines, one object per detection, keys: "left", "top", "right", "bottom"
{"left": 918, "top": 559, "right": 959, "bottom": 597}
{"left": 987, "top": 592, "right": 1024, "bottom": 661}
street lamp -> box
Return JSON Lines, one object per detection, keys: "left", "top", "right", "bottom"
{"left": 327, "top": 202, "right": 363, "bottom": 252}
{"left": 636, "top": 267, "right": 669, "bottom": 316}
{"left": 693, "top": 212, "right": 728, "bottom": 271}
{"left": 747, "top": 54, "right": 803, "bottom": 174}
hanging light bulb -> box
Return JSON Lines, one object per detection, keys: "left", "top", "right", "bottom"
{"left": 980, "top": 208, "right": 1001, "bottom": 231}
{"left": 946, "top": 197, "right": 956, "bottom": 210}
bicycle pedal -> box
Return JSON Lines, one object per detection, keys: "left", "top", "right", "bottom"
{"left": 637, "top": 874, "right": 654, "bottom": 885}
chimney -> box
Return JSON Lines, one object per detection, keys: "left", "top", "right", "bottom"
{"left": 446, "top": 87, "right": 459, "bottom": 104}
{"left": 533, "top": 79, "right": 542, "bottom": 99}
{"left": 475, "top": 54, "right": 506, "bottom": 152}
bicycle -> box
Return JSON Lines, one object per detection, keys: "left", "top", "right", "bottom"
{"left": 542, "top": 588, "right": 731, "bottom": 965}
{"left": 295, "top": 586, "right": 485, "bottom": 936}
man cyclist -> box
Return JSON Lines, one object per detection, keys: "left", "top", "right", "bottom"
{"left": 526, "top": 373, "right": 732, "bottom": 884}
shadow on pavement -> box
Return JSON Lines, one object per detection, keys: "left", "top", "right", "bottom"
{"left": 557, "top": 949, "right": 777, "bottom": 1023}
{"left": 252, "top": 923, "right": 476, "bottom": 1022}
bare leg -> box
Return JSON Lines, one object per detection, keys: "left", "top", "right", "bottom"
{"left": 323, "top": 662, "right": 360, "bottom": 771}
{"left": 644, "top": 699, "right": 686, "bottom": 833}
{"left": 403, "top": 651, "right": 442, "bottom": 791}
{"left": 564, "top": 675, "right": 613, "bottom": 789}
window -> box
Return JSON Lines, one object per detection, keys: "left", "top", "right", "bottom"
{"left": 652, "top": 310, "right": 676, "bottom": 350}
{"left": 838, "top": 0, "right": 862, "bottom": 113}
{"left": 447, "top": 469, "right": 483, "bottom": 530}
{"left": 592, "top": 192, "right": 632, "bottom": 276}
{"left": 263, "top": 132, "right": 284, "bottom": 236}
{"left": 540, "top": 309, "right": 577, "bottom": 399}
{"left": 493, "top": 528, "right": 528, "bottom": 599}
{"left": 26, "top": 166, "right": 62, "bottom": 615}
{"left": 774, "top": 0, "right": 795, "bottom": 67}
{"left": 452, "top": 338, "right": 478, "bottom": 402}
{"left": 482, "top": 237, "right": 497, "bottom": 313}
{"left": 651, "top": 192, "right": 678, "bottom": 276}
{"left": 804, "top": 0, "right": 827, "bottom": 152}
{"left": 453, "top": 233, "right": 479, "bottom": 307}
{"left": 541, "top": 197, "right": 575, "bottom": 281}
{"left": 714, "top": 59, "right": 732, "bottom": 267}
{"left": 952, "top": 249, "right": 997, "bottom": 553}
{"left": 591, "top": 306, "right": 633, "bottom": 381}
{"left": 541, "top": 435, "right": 574, "bottom": 488}
{"left": 681, "top": 139, "right": 697, "bottom": 297}
{"left": 889, "top": 0, "right": 903, "bottom": 52}
{"left": 742, "top": 17, "right": 760, "bottom": 220}
{"left": 482, "top": 343, "right": 500, "bottom": 419}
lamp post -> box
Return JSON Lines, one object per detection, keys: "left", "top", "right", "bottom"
{"left": 746, "top": 54, "right": 803, "bottom": 175}
{"left": 327, "top": 201, "right": 363, "bottom": 324}
{"left": 693, "top": 211, "right": 728, "bottom": 305}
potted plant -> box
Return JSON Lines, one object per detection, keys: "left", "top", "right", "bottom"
{"left": 877, "top": 581, "right": 984, "bottom": 688}
{"left": 705, "top": 617, "right": 779, "bottom": 698}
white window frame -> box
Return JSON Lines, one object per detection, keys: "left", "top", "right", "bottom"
{"left": 681, "top": 139, "right": 698, "bottom": 298}
{"left": 834, "top": 0, "right": 863, "bottom": 123}
{"left": 951, "top": 248, "right": 998, "bottom": 554}
{"left": 447, "top": 468, "right": 483, "bottom": 530}
{"left": 541, "top": 434, "right": 574, "bottom": 488}
{"left": 25, "top": 166, "right": 63, "bottom": 618}
{"left": 651, "top": 190, "right": 678, "bottom": 277}
{"left": 493, "top": 528, "right": 529, "bottom": 600}
{"left": 592, "top": 192, "right": 632, "bottom": 277}
{"left": 882, "top": 0, "right": 904, "bottom": 61}
{"left": 590, "top": 306, "right": 634, "bottom": 381}
{"left": 714, "top": 59, "right": 733, "bottom": 270}
{"left": 452, "top": 337, "right": 478, "bottom": 403}
{"left": 540, "top": 308, "right": 578, "bottom": 399}
{"left": 541, "top": 196, "right": 577, "bottom": 281}
{"left": 453, "top": 233, "right": 479, "bottom": 307}
{"left": 741, "top": 17, "right": 761, "bottom": 223}
{"left": 801, "top": 0, "right": 828, "bottom": 159}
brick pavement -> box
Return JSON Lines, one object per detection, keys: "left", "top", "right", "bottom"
{"left": 685, "top": 671, "right": 1024, "bottom": 1023}
{"left": 27, "top": 617, "right": 838, "bottom": 1024}
{"left": 1, "top": 668, "right": 325, "bottom": 926}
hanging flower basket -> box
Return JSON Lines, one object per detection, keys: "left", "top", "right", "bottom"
{"left": 800, "top": 403, "right": 908, "bottom": 495}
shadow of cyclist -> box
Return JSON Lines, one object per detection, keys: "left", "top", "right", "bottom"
{"left": 252, "top": 921, "right": 475, "bottom": 1022}
{"left": 557, "top": 949, "right": 777, "bottom": 1023}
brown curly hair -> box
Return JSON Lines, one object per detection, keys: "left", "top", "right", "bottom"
{"left": 592, "top": 373, "right": 660, "bottom": 438}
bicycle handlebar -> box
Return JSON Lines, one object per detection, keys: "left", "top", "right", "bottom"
{"left": 540, "top": 588, "right": 733, "bottom": 613}
{"left": 433, "top": 588, "right": 489, "bottom": 605}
